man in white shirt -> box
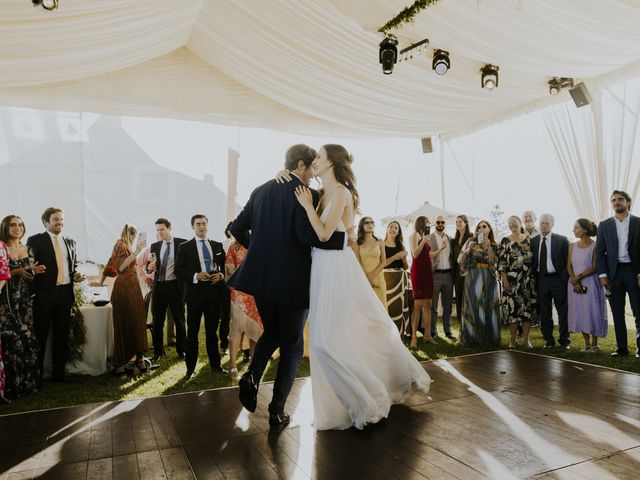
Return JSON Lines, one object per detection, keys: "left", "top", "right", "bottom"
{"left": 522, "top": 211, "right": 541, "bottom": 238}
{"left": 428, "top": 216, "right": 455, "bottom": 339}
{"left": 596, "top": 190, "right": 640, "bottom": 357}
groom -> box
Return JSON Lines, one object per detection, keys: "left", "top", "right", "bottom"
{"left": 229, "top": 144, "right": 346, "bottom": 427}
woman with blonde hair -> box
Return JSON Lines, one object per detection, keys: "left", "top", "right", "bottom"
{"left": 100, "top": 224, "right": 148, "bottom": 376}
{"left": 355, "top": 216, "right": 387, "bottom": 306}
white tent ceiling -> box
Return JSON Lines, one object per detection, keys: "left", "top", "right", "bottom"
{"left": 1, "top": 0, "right": 640, "bottom": 138}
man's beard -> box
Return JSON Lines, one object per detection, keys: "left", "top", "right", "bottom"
{"left": 614, "top": 205, "right": 628, "bottom": 214}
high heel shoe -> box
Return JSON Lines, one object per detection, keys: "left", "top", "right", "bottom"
{"left": 135, "top": 359, "right": 149, "bottom": 373}
{"left": 229, "top": 367, "right": 239, "bottom": 380}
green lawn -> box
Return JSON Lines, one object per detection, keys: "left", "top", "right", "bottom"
{"left": 1, "top": 320, "right": 637, "bottom": 416}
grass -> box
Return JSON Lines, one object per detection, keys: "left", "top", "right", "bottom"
{"left": 1, "top": 319, "right": 637, "bottom": 416}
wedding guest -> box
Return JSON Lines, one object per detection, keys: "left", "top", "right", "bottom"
{"left": 498, "top": 216, "right": 537, "bottom": 348}
{"left": 531, "top": 214, "right": 570, "bottom": 349}
{"left": 457, "top": 220, "right": 500, "bottom": 347}
{"left": 355, "top": 217, "right": 387, "bottom": 306}
{"left": 453, "top": 215, "right": 472, "bottom": 321}
{"left": 135, "top": 241, "right": 155, "bottom": 326}
{"left": 100, "top": 224, "right": 148, "bottom": 375}
{"left": 0, "top": 216, "right": 40, "bottom": 397}
{"left": 146, "top": 218, "right": 187, "bottom": 360}
{"left": 27, "top": 207, "right": 84, "bottom": 383}
{"left": 596, "top": 190, "right": 640, "bottom": 357}
{"left": 218, "top": 226, "right": 232, "bottom": 358}
{"left": 568, "top": 219, "right": 607, "bottom": 352}
{"left": 409, "top": 216, "right": 435, "bottom": 347}
{"left": 522, "top": 211, "right": 540, "bottom": 238}
{"left": 0, "top": 240, "right": 10, "bottom": 404}
{"left": 225, "top": 232, "right": 263, "bottom": 380}
{"left": 383, "top": 221, "right": 410, "bottom": 335}
{"left": 176, "top": 214, "right": 228, "bottom": 378}
{"left": 428, "top": 215, "right": 455, "bottom": 339}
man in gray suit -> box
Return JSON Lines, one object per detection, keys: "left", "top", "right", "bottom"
{"left": 596, "top": 190, "right": 640, "bottom": 358}
{"left": 429, "top": 215, "right": 455, "bottom": 339}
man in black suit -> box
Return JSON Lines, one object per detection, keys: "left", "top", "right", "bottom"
{"left": 175, "top": 214, "right": 227, "bottom": 378}
{"left": 531, "top": 213, "right": 570, "bottom": 349}
{"left": 229, "top": 144, "right": 346, "bottom": 427}
{"left": 596, "top": 190, "right": 640, "bottom": 357}
{"left": 145, "top": 218, "right": 187, "bottom": 360}
{"left": 27, "top": 207, "right": 84, "bottom": 382}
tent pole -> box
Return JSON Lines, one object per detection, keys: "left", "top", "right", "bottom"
{"left": 439, "top": 136, "right": 446, "bottom": 208}
{"left": 226, "top": 148, "right": 240, "bottom": 223}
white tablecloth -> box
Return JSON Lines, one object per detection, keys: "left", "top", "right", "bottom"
{"left": 44, "top": 304, "right": 114, "bottom": 376}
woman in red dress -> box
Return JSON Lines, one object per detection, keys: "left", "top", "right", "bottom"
{"left": 100, "top": 224, "right": 148, "bottom": 376}
{"left": 409, "top": 216, "right": 435, "bottom": 347}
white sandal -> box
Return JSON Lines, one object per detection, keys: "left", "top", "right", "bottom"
{"left": 229, "top": 367, "right": 239, "bottom": 380}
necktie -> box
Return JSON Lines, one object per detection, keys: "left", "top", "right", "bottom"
{"left": 539, "top": 237, "right": 548, "bottom": 275}
{"left": 201, "top": 240, "right": 212, "bottom": 273}
{"left": 54, "top": 235, "right": 65, "bottom": 285}
{"left": 158, "top": 242, "right": 171, "bottom": 282}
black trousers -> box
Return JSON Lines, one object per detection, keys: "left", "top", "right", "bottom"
{"left": 33, "top": 285, "right": 73, "bottom": 381}
{"left": 537, "top": 273, "right": 569, "bottom": 345}
{"left": 218, "top": 285, "right": 231, "bottom": 350}
{"left": 185, "top": 284, "right": 222, "bottom": 372}
{"left": 249, "top": 297, "right": 307, "bottom": 415}
{"left": 609, "top": 264, "right": 640, "bottom": 352}
{"left": 152, "top": 280, "right": 186, "bottom": 357}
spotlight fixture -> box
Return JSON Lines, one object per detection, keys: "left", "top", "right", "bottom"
{"left": 548, "top": 77, "right": 575, "bottom": 96}
{"left": 432, "top": 50, "right": 450, "bottom": 75}
{"left": 481, "top": 64, "right": 499, "bottom": 90}
{"left": 32, "top": 0, "right": 59, "bottom": 10}
{"left": 379, "top": 35, "right": 399, "bottom": 75}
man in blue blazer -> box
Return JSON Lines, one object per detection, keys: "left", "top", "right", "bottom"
{"left": 531, "top": 214, "right": 570, "bottom": 348}
{"left": 596, "top": 190, "right": 640, "bottom": 357}
{"left": 229, "top": 144, "right": 345, "bottom": 427}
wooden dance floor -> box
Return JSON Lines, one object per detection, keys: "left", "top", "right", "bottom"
{"left": 1, "top": 351, "right": 639, "bottom": 479}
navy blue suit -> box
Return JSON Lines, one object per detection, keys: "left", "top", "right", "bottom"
{"left": 229, "top": 175, "right": 345, "bottom": 414}
{"left": 531, "top": 233, "right": 570, "bottom": 346}
{"left": 596, "top": 215, "right": 640, "bottom": 352}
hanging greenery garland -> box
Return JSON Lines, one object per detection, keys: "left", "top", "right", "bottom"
{"left": 379, "top": 0, "right": 441, "bottom": 33}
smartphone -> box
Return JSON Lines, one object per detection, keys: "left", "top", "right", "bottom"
{"left": 423, "top": 225, "right": 431, "bottom": 235}
{"left": 580, "top": 285, "right": 588, "bottom": 294}
{"left": 477, "top": 232, "right": 484, "bottom": 244}
{"left": 138, "top": 232, "right": 147, "bottom": 245}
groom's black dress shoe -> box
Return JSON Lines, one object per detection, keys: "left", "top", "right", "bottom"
{"left": 239, "top": 371, "right": 258, "bottom": 412}
{"left": 611, "top": 349, "right": 629, "bottom": 357}
{"left": 269, "top": 412, "right": 290, "bottom": 428}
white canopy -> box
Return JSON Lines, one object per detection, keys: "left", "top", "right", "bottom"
{"left": 1, "top": 0, "right": 640, "bottom": 138}
{"left": 382, "top": 201, "right": 475, "bottom": 226}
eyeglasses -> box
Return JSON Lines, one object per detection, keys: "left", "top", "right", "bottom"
{"left": 363, "top": 221, "right": 375, "bottom": 225}
{"left": 435, "top": 221, "right": 445, "bottom": 225}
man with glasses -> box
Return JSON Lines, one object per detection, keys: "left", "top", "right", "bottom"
{"left": 596, "top": 190, "right": 640, "bottom": 358}
{"left": 530, "top": 214, "right": 570, "bottom": 349}
{"left": 428, "top": 216, "right": 455, "bottom": 339}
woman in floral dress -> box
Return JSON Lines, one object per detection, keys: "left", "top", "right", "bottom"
{"left": 0, "top": 216, "right": 40, "bottom": 398}
{"left": 225, "top": 237, "right": 263, "bottom": 380}
{"left": 498, "top": 216, "right": 537, "bottom": 348}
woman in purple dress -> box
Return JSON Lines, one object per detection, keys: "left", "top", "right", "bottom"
{"left": 567, "top": 218, "right": 607, "bottom": 352}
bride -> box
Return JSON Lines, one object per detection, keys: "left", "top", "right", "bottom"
{"left": 292, "top": 144, "right": 431, "bottom": 430}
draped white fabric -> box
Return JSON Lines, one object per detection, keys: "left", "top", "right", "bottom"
{"left": 1, "top": 0, "right": 640, "bottom": 137}
{"left": 542, "top": 77, "right": 640, "bottom": 221}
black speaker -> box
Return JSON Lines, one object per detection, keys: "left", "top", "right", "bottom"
{"left": 421, "top": 137, "right": 433, "bottom": 153}
{"left": 569, "top": 82, "right": 592, "bottom": 108}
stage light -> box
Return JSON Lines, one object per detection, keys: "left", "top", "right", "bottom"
{"left": 481, "top": 64, "right": 499, "bottom": 90}
{"left": 432, "top": 50, "right": 450, "bottom": 75}
{"left": 32, "top": 0, "right": 59, "bottom": 11}
{"left": 379, "top": 36, "right": 398, "bottom": 75}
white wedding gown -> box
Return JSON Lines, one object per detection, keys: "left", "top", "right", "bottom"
{"left": 309, "top": 201, "right": 431, "bottom": 430}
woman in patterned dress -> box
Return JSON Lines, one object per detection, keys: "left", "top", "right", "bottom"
{"left": 100, "top": 224, "right": 148, "bottom": 376}
{"left": 383, "top": 221, "right": 410, "bottom": 336}
{"left": 457, "top": 220, "right": 501, "bottom": 347}
{"left": 498, "top": 216, "right": 537, "bottom": 348}
{"left": 0, "top": 216, "right": 41, "bottom": 398}
{"left": 0, "top": 240, "right": 10, "bottom": 404}
{"left": 225, "top": 237, "right": 263, "bottom": 380}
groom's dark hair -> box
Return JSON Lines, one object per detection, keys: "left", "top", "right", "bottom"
{"left": 285, "top": 144, "right": 317, "bottom": 170}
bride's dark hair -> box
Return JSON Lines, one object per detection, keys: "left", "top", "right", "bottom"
{"left": 322, "top": 144, "right": 360, "bottom": 209}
